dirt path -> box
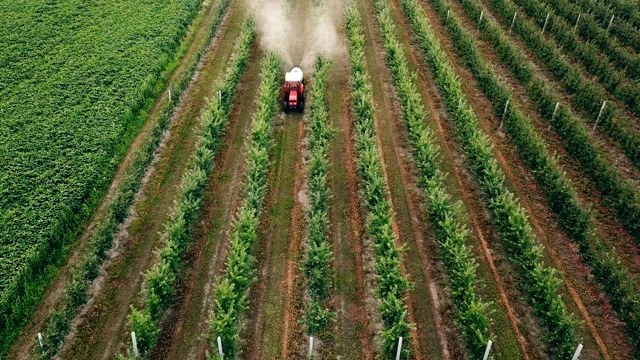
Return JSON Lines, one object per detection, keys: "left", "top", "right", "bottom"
{"left": 413, "top": 0, "right": 627, "bottom": 357}
{"left": 149, "top": 45, "right": 264, "bottom": 360}
{"left": 328, "top": 58, "right": 376, "bottom": 360}
{"left": 280, "top": 119, "right": 305, "bottom": 359}
{"left": 55, "top": 5, "right": 248, "bottom": 359}
{"left": 242, "top": 111, "right": 304, "bottom": 359}
{"left": 5, "top": 1, "right": 228, "bottom": 358}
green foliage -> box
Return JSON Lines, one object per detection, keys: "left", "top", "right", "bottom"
{"left": 484, "top": 0, "right": 640, "bottom": 173}
{"left": 18, "top": 0, "right": 236, "bottom": 358}
{"left": 451, "top": 0, "right": 640, "bottom": 353}
{"left": 300, "top": 57, "right": 336, "bottom": 336}
{"left": 345, "top": 3, "right": 415, "bottom": 358}
{"left": 510, "top": 0, "right": 640, "bottom": 118}
{"left": 369, "top": 0, "right": 493, "bottom": 356}
{"left": 126, "top": 18, "right": 256, "bottom": 357}
{"left": 0, "top": 0, "right": 206, "bottom": 355}
{"left": 571, "top": 0, "right": 640, "bottom": 54}
{"left": 398, "top": 0, "right": 579, "bottom": 356}
{"left": 539, "top": 0, "right": 640, "bottom": 82}
{"left": 473, "top": 0, "right": 640, "bottom": 241}
{"left": 207, "top": 52, "right": 281, "bottom": 360}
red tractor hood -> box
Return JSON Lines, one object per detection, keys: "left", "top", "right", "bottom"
{"left": 288, "top": 89, "right": 298, "bottom": 104}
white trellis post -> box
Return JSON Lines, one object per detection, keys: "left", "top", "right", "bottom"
{"left": 217, "top": 336, "right": 224, "bottom": 358}
{"left": 218, "top": 90, "right": 222, "bottom": 102}
{"left": 509, "top": 12, "right": 517, "bottom": 34}
{"left": 395, "top": 336, "right": 403, "bottom": 360}
{"left": 447, "top": 9, "right": 450, "bottom": 19}
{"left": 168, "top": 89, "right": 171, "bottom": 102}
{"left": 478, "top": 10, "right": 484, "bottom": 29}
{"left": 482, "top": 340, "right": 493, "bottom": 360}
{"left": 571, "top": 343, "right": 584, "bottom": 360}
{"left": 607, "top": 14, "right": 615, "bottom": 31}
{"left": 308, "top": 336, "right": 314, "bottom": 357}
{"left": 500, "top": 99, "right": 509, "bottom": 129}
{"left": 574, "top": 13, "right": 581, "bottom": 30}
{"left": 37, "top": 332, "right": 43, "bottom": 348}
{"left": 131, "top": 331, "right": 139, "bottom": 358}
{"left": 552, "top": 101, "right": 560, "bottom": 119}
{"left": 362, "top": 95, "right": 365, "bottom": 106}
{"left": 592, "top": 100, "right": 607, "bottom": 131}
{"left": 542, "top": 12, "right": 550, "bottom": 35}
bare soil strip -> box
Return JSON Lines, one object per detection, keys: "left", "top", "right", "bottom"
{"left": 280, "top": 120, "right": 305, "bottom": 359}
{"left": 7, "top": 1, "right": 235, "bottom": 358}
{"left": 55, "top": 5, "right": 248, "bottom": 359}
{"left": 149, "top": 45, "right": 264, "bottom": 360}
{"left": 413, "top": 0, "right": 629, "bottom": 357}
{"left": 327, "top": 56, "right": 376, "bottom": 359}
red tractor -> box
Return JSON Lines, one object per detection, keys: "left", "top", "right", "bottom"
{"left": 283, "top": 66, "right": 304, "bottom": 112}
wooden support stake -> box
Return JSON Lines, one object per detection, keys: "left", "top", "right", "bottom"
{"left": 542, "top": 12, "right": 550, "bottom": 35}
{"left": 571, "top": 344, "right": 584, "bottom": 360}
{"left": 131, "top": 331, "right": 139, "bottom": 358}
{"left": 395, "top": 337, "right": 403, "bottom": 360}
{"left": 483, "top": 340, "right": 493, "bottom": 360}
{"left": 593, "top": 100, "right": 607, "bottom": 130}
{"left": 510, "top": 12, "right": 517, "bottom": 34}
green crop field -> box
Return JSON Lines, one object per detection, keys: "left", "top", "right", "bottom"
{"left": 0, "top": 0, "right": 199, "bottom": 349}
{"left": 4, "top": 0, "right": 640, "bottom": 358}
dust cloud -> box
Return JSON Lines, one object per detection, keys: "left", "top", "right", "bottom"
{"left": 248, "top": 0, "right": 345, "bottom": 70}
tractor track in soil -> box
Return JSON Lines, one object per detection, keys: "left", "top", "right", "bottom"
{"left": 328, "top": 57, "right": 376, "bottom": 360}
{"left": 413, "top": 0, "right": 630, "bottom": 357}
{"left": 280, "top": 120, "right": 305, "bottom": 359}
{"left": 241, "top": 111, "right": 304, "bottom": 360}
{"left": 149, "top": 45, "right": 263, "bottom": 360}
{"left": 55, "top": 4, "right": 248, "bottom": 359}
{"left": 379, "top": 0, "right": 537, "bottom": 357}
{"left": 449, "top": 0, "right": 640, "bottom": 286}
{"left": 6, "top": 0, "right": 233, "bottom": 358}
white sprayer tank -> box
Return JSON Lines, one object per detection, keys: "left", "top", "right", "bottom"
{"left": 285, "top": 67, "right": 304, "bottom": 83}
